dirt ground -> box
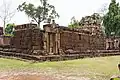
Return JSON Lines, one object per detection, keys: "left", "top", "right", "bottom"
{"left": 0, "top": 75, "right": 54, "bottom": 80}
{"left": 0, "top": 70, "right": 90, "bottom": 80}
{"left": 0, "top": 71, "right": 56, "bottom": 80}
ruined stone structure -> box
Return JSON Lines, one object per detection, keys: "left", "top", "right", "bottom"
{"left": 0, "top": 27, "right": 3, "bottom": 35}
{"left": 0, "top": 23, "right": 119, "bottom": 61}
{"left": 9, "top": 23, "right": 108, "bottom": 55}
{"left": 0, "top": 36, "right": 11, "bottom": 45}
{"left": 106, "top": 37, "right": 120, "bottom": 50}
{"left": 12, "top": 24, "right": 43, "bottom": 50}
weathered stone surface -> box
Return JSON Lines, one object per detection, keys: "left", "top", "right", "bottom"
{"left": 10, "top": 24, "right": 44, "bottom": 54}
{"left": 9, "top": 23, "right": 120, "bottom": 56}
{"left": 60, "top": 30, "right": 105, "bottom": 52}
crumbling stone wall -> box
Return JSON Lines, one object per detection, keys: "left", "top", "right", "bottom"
{"left": 89, "top": 35, "right": 105, "bottom": 50}
{"left": 9, "top": 23, "right": 109, "bottom": 55}
{"left": 60, "top": 28, "right": 105, "bottom": 52}
{"left": 106, "top": 37, "right": 120, "bottom": 50}
{"left": 12, "top": 29, "right": 32, "bottom": 49}
{"left": 32, "top": 28, "right": 44, "bottom": 50}
{"left": 60, "top": 31, "right": 90, "bottom": 52}
{"left": 11, "top": 24, "right": 44, "bottom": 51}
{"left": 0, "top": 36, "right": 11, "bottom": 45}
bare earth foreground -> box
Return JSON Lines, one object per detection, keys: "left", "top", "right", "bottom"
{"left": 0, "top": 72, "right": 55, "bottom": 80}
{"left": 0, "top": 56, "right": 120, "bottom": 80}
{"left": 0, "top": 70, "right": 90, "bottom": 80}
{"left": 0, "top": 69, "right": 90, "bottom": 80}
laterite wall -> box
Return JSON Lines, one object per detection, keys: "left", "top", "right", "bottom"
{"left": 10, "top": 24, "right": 44, "bottom": 50}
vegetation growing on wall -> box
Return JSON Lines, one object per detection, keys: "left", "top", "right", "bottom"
{"left": 79, "top": 13, "right": 102, "bottom": 26}
{"left": 5, "top": 23, "right": 15, "bottom": 36}
{"left": 68, "top": 16, "right": 80, "bottom": 28}
{"left": 68, "top": 13, "right": 102, "bottom": 28}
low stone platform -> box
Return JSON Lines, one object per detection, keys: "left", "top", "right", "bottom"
{"left": 0, "top": 46, "right": 119, "bottom": 62}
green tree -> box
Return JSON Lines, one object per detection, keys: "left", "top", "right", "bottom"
{"left": 79, "top": 13, "right": 102, "bottom": 26}
{"left": 68, "top": 16, "right": 80, "bottom": 28}
{"left": 103, "top": 0, "right": 120, "bottom": 36}
{"left": 17, "top": 0, "right": 59, "bottom": 28}
{"left": 5, "top": 23, "right": 15, "bottom": 36}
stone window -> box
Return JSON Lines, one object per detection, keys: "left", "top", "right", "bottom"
{"left": 116, "top": 40, "right": 118, "bottom": 43}
{"left": 79, "top": 34, "right": 81, "bottom": 40}
{"left": 108, "top": 42, "right": 110, "bottom": 50}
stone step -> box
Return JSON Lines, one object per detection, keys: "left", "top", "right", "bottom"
{"left": 0, "top": 48, "right": 120, "bottom": 62}
{"left": 0, "top": 51, "right": 39, "bottom": 61}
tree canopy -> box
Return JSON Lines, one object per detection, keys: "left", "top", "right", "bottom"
{"left": 68, "top": 13, "right": 102, "bottom": 28}
{"left": 17, "top": 0, "right": 59, "bottom": 28}
{"left": 5, "top": 23, "right": 15, "bottom": 36}
{"left": 79, "top": 13, "right": 102, "bottom": 26}
{"left": 103, "top": 0, "right": 120, "bottom": 36}
{"left": 68, "top": 16, "right": 80, "bottom": 28}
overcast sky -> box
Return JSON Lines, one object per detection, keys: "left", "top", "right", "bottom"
{"left": 0, "top": 0, "right": 120, "bottom": 27}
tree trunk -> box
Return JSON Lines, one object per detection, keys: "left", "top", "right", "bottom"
{"left": 38, "top": 16, "right": 41, "bottom": 29}
{"left": 3, "top": 20, "right": 6, "bottom": 35}
{"left": 38, "top": 22, "right": 41, "bottom": 28}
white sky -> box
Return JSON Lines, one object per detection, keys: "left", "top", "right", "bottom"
{"left": 0, "top": 0, "right": 120, "bottom": 27}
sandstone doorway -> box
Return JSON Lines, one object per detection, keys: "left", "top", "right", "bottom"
{"left": 48, "top": 32, "right": 56, "bottom": 54}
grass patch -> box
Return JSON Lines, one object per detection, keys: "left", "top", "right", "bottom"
{"left": 0, "top": 56, "right": 120, "bottom": 80}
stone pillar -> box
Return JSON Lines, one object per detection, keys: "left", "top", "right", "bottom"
{"left": 55, "top": 33, "right": 58, "bottom": 54}
{"left": 50, "top": 34, "right": 53, "bottom": 54}
{"left": 45, "top": 32, "right": 50, "bottom": 53}
{"left": 43, "top": 32, "right": 47, "bottom": 53}
{"left": 117, "top": 41, "right": 119, "bottom": 49}
{"left": 106, "top": 42, "right": 110, "bottom": 50}
{"left": 115, "top": 40, "right": 119, "bottom": 49}
{"left": 112, "top": 41, "right": 114, "bottom": 49}
{"left": 57, "top": 33, "right": 63, "bottom": 54}
{"left": 114, "top": 40, "right": 117, "bottom": 49}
